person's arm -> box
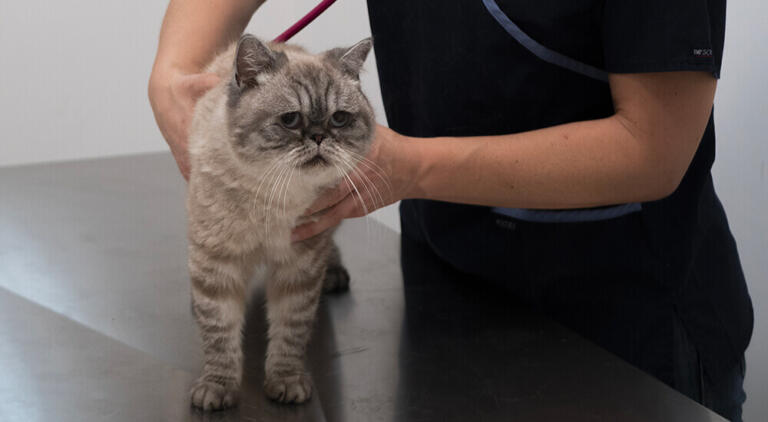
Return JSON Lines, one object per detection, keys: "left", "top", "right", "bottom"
{"left": 409, "top": 71, "right": 716, "bottom": 208}
{"left": 292, "top": 71, "right": 717, "bottom": 240}
{"left": 148, "top": 0, "right": 266, "bottom": 179}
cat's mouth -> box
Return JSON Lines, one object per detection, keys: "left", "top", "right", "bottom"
{"left": 301, "top": 154, "right": 329, "bottom": 168}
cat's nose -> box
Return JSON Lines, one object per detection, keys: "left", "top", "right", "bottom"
{"left": 310, "top": 133, "right": 326, "bottom": 145}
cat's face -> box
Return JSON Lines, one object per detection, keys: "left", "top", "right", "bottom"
{"left": 226, "top": 35, "right": 375, "bottom": 184}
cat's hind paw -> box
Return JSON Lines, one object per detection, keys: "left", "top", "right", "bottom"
{"left": 190, "top": 379, "right": 239, "bottom": 411}
{"left": 264, "top": 372, "right": 312, "bottom": 404}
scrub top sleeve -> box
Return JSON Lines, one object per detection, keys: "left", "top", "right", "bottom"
{"left": 602, "top": 0, "right": 726, "bottom": 78}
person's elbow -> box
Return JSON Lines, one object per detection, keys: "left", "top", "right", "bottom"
{"left": 642, "top": 168, "right": 685, "bottom": 202}
{"left": 611, "top": 111, "right": 704, "bottom": 203}
{"left": 608, "top": 71, "right": 716, "bottom": 204}
{"left": 635, "top": 135, "right": 700, "bottom": 202}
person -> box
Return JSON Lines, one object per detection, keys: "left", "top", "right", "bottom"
{"left": 148, "top": 1, "right": 753, "bottom": 420}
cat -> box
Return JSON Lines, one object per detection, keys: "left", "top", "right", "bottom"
{"left": 185, "top": 34, "right": 375, "bottom": 411}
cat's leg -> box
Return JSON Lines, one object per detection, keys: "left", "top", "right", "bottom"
{"left": 263, "top": 247, "right": 327, "bottom": 403}
{"left": 322, "top": 241, "right": 350, "bottom": 294}
{"left": 188, "top": 247, "right": 253, "bottom": 411}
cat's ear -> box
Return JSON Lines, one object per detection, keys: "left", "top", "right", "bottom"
{"left": 325, "top": 38, "right": 373, "bottom": 79}
{"left": 232, "top": 34, "right": 284, "bottom": 90}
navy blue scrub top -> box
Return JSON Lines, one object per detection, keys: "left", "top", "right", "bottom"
{"left": 366, "top": 0, "right": 752, "bottom": 390}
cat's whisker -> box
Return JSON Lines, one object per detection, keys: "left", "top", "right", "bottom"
{"left": 341, "top": 148, "right": 394, "bottom": 198}
{"left": 331, "top": 161, "right": 369, "bottom": 216}
{"left": 259, "top": 149, "right": 299, "bottom": 227}
{"left": 342, "top": 148, "right": 388, "bottom": 175}
{"left": 254, "top": 168, "right": 285, "bottom": 229}
{"left": 335, "top": 153, "right": 383, "bottom": 213}
{"left": 354, "top": 166, "right": 385, "bottom": 211}
{"left": 342, "top": 150, "right": 393, "bottom": 211}
{"left": 336, "top": 155, "right": 386, "bottom": 243}
{"left": 331, "top": 161, "right": 372, "bottom": 238}
{"left": 265, "top": 163, "right": 292, "bottom": 241}
{"left": 334, "top": 164, "right": 355, "bottom": 205}
{"left": 264, "top": 163, "right": 289, "bottom": 235}
{"left": 250, "top": 158, "right": 284, "bottom": 223}
{"left": 357, "top": 161, "right": 393, "bottom": 199}
{"left": 251, "top": 151, "right": 298, "bottom": 223}
{"left": 337, "top": 150, "right": 386, "bottom": 211}
{"left": 281, "top": 166, "right": 296, "bottom": 219}
{"left": 253, "top": 151, "right": 293, "bottom": 199}
{"left": 333, "top": 148, "right": 390, "bottom": 242}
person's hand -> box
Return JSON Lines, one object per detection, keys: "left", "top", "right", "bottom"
{"left": 291, "top": 125, "right": 418, "bottom": 241}
{"left": 148, "top": 71, "right": 221, "bottom": 180}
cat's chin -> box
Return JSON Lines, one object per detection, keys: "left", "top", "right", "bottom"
{"left": 296, "top": 165, "right": 342, "bottom": 189}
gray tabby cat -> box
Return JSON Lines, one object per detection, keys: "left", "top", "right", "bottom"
{"left": 185, "top": 34, "right": 374, "bottom": 411}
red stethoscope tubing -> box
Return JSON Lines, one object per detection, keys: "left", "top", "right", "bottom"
{"left": 272, "top": 0, "right": 338, "bottom": 43}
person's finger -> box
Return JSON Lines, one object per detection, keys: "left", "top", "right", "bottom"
{"left": 304, "top": 181, "right": 353, "bottom": 216}
{"left": 292, "top": 211, "right": 342, "bottom": 242}
{"left": 292, "top": 195, "right": 361, "bottom": 242}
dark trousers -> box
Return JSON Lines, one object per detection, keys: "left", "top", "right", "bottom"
{"left": 400, "top": 201, "right": 747, "bottom": 421}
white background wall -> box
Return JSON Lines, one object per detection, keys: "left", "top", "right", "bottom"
{"left": 0, "top": 1, "right": 765, "bottom": 419}
{"left": 712, "top": 2, "right": 768, "bottom": 418}
{"left": 0, "top": 0, "right": 400, "bottom": 233}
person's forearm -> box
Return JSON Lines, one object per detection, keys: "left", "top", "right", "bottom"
{"left": 404, "top": 115, "right": 693, "bottom": 209}
{"left": 150, "top": 0, "right": 264, "bottom": 81}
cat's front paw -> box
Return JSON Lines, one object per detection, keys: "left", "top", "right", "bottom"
{"left": 264, "top": 372, "right": 312, "bottom": 404}
{"left": 190, "top": 378, "right": 239, "bottom": 411}
{"left": 322, "top": 265, "right": 350, "bottom": 294}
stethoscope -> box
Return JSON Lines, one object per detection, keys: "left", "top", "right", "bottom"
{"left": 272, "top": 0, "right": 337, "bottom": 43}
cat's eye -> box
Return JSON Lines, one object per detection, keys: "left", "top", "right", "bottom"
{"left": 330, "top": 111, "right": 352, "bottom": 128}
{"left": 280, "top": 112, "right": 302, "bottom": 129}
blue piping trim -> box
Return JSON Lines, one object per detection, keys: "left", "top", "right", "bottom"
{"left": 493, "top": 203, "right": 642, "bottom": 223}
{"left": 483, "top": 0, "right": 641, "bottom": 222}
{"left": 481, "top": 0, "right": 609, "bottom": 83}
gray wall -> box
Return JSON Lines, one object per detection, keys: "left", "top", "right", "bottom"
{"left": 0, "top": 1, "right": 765, "bottom": 419}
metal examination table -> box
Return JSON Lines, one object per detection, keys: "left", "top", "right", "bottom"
{"left": 0, "top": 153, "right": 726, "bottom": 421}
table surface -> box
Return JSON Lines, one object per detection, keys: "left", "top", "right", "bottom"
{"left": 0, "top": 153, "right": 726, "bottom": 422}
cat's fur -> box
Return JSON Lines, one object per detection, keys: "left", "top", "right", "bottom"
{"left": 185, "top": 34, "right": 374, "bottom": 411}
